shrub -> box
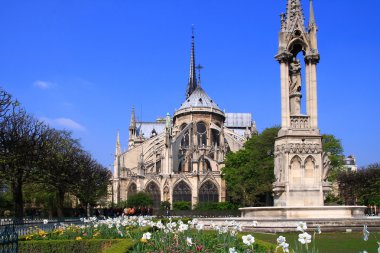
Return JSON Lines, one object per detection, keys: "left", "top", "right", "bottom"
{"left": 160, "top": 201, "right": 171, "bottom": 211}
{"left": 18, "top": 239, "right": 121, "bottom": 253}
{"left": 172, "top": 201, "right": 191, "bottom": 210}
{"left": 100, "top": 239, "right": 136, "bottom": 253}
{"left": 126, "top": 192, "right": 153, "bottom": 208}
{"left": 194, "top": 201, "right": 238, "bottom": 210}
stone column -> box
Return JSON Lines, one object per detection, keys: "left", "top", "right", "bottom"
{"left": 280, "top": 61, "right": 290, "bottom": 129}
{"left": 305, "top": 61, "right": 311, "bottom": 117}
{"left": 310, "top": 63, "right": 318, "bottom": 128}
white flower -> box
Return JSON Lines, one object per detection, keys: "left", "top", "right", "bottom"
{"left": 178, "top": 223, "right": 189, "bottom": 232}
{"left": 277, "top": 235, "right": 286, "bottom": 245}
{"left": 363, "top": 225, "right": 370, "bottom": 241}
{"left": 282, "top": 243, "right": 290, "bottom": 253}
{"left": 196, "top": 223, "right": 204, "bottom": 231}
{"left": 242, "top": 234, "right": 255, "bottom": 246}
{"left": 296, "top": 222, "right": 307, "bottom": 232}
{"left": 164, "top": 229, "right": 170, "bottom": 234}
{"left": 142, "top": 232, "right": 152, "bottom": 240}
{"left": 229, "top": 247, "right": 238, "bottom": 253}
{"left": 186, "top": 237, "right": 193, "bottom": 246}
{"left": 252, "top": 221, "right": 258, "bottom": 227}
{"left": 43, "top": 219, "right": 48, "bottom": 225}
{"left": 298, "top": 232, "right": 312, "bottom": 244}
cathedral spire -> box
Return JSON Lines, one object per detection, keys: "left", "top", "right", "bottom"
{"left": 129, "top": 106, "right": 136, "bottom": 131}
{"left": 186, "top": 26, "right": 198, "bottom": 99}
{"left": 115, "top": 130, "right": 121, "bottom": 156}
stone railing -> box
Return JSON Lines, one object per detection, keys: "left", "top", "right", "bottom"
{"left": 290, "top": 115, "right": 310, "bottom": 129}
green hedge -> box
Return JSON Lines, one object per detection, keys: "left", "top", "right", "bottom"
{"left": 194, "top": 201, "right": 239, "bottom": 210}
{"left": 173, "top": 201, "right": 191, "bottom": 210}
{"left": 101, "top": 239, "right": 136, "bottom": 253}
{"left": 18, "top": 239, "right": 123, "bottom": 253}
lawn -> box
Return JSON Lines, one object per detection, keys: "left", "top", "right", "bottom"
{"left": 254, "top": 231, "right": 380, "bottom": 253}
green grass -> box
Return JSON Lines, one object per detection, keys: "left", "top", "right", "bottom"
{"left": 253, "top": 232, "right": 380, "bottom": 253}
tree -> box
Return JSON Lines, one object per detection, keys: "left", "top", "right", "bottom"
{"left": 222, "top": 126, "right": 280, "bottom": 207}
{"left": 72, "top": 151, "right": 111, "bottom": 207}
{"left": 126, "top": 192, "right": 153, "bottom": 208}
{"left": 337, "top": 164, "right": 380, "bottom": 206}
{"left": 322, "top": 134, "right": 344, "bottom": 181}
{"left": 0, "top": 105, "right": 48, "bottom": 219}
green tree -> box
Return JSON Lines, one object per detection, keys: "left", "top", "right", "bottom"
{"left": 222, "top": 126, "right": 280, "bottom": 207}
{"left": 337, "top": 163, "right": 380, "bottom": 206}
{"left": 126, "top": 192, "right": 153, "bottom": 208}
{"left": 322, "top": 134, "right": 344, "bottom": 181}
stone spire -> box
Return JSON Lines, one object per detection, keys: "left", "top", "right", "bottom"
{"left": 186, "top": 26, "right": 198, "bottom": 99}
{"left": 285, "top": 0, "right": 306, "bottom": 32}
{"left": 308, "top": 0, "right": 317, "bottom": 30}
{"left": 129, "top": 106, "right": 136, "bottom": 131}
{"left": 115, "top": 130, "right": 121, "bottom": 156}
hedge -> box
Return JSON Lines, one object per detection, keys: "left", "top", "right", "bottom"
{"left": 101, "top": 239, "right": 136, "bottom": 253}
{"left": 18, "top": 239, "right": 123, "bottom": 253}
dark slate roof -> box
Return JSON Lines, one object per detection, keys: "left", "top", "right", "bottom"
{"left": 179, "top": 86, "right": 220, "bottom": 110}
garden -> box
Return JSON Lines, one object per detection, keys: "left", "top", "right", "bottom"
{"left": 16, "top": 216, "right": 379, "bottom": 253}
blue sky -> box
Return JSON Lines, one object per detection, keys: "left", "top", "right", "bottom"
{"left": 1, "top": 0, "right": 379, "bottom": 168}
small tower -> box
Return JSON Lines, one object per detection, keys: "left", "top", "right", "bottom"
{"left": 273, "top": 0, "right": 331, "bottom": 207}
{"left": 128, "top": 106, "right": 136, "bottom": 148}
{"left": 186, "top": 26, "right": 198, "bottom": 99}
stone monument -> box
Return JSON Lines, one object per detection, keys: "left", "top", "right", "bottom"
{"left": 240, "top": 0, "right": 365, "bottom": 219}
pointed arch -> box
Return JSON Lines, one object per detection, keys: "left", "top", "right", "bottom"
{"left": 304, "top": 155, "right": 316, "bottom": 186}
{"left": 198, "top": 180, "right": 219, "bottom": 203}
{"left": 145, "top": 181, "right": 161, "bottom": 209}
{"left": 127, "top": 182, "right": 137, "bottom": 198}
{"left": 173, "top": 180, "right": 192, "bottom": 203}
{"left": 290, "top": 155, "right": 302, "bottom": 186}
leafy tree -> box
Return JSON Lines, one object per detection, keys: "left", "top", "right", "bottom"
{"left": 0, "top": 104, "right": 48, "bottom": 219}
{"left": 222, "top": 126, "right": 280, "bottom": 207}
{"left": 337, "top": 164, "right": 380, "bottom": 206}
{"left": 322, "top": 134, "right": 344, "bottom": 181}
{"left": 126, "top": 192, "right": 153, "bottom": 208}
{"left": 72, "top": 151, "right": 111, "bottom": 207}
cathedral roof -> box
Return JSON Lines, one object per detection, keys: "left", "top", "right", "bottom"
{"left": 179, "top": 86, "right": 221, "bottom": 111}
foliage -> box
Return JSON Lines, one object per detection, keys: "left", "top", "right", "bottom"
{"left": 194, "top": 202, "right": 239, "bottom": 211}
{"left": 322, "top": 134, "right": 344, "bottom": 182}
{"left": 126, "top": 192, "right": 153, "bottom": 208}
{"left": 223, "top": 126, "right": 280, "bottom": 207}
{"left": 0, "top": 87, "right": 110, "bottom": 219}
{"left": 160, "top": 201, "right": 171, "bottom": 211}
{"left": 18, "top": 239, "right": 121, "bottom": 253}
{"left": 337, "top": 163, "right": 380, "bottom": 205}
{"left": 172, "top": 201, "right": 191, "bottom": 210}
{"left": 101, "top": 239, "right": 136, "bottom": 253}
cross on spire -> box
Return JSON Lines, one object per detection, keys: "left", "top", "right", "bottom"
{"left": 196, "top": 64, "right": 203, "bottom": 86}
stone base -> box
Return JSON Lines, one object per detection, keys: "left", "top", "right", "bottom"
{"left": 198, "top": 216, "right": 380, "bottom": 233}
{"left": 239, "top": 206, "right": 366, "bottom": 219}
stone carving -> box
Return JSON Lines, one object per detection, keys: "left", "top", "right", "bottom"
{"left": 274, "top": 154, "right": 283, "bottom": 182}
{"left": 322, "top": 152, "right": 331, "bottom": 181}
{"left": 275, "top": 142, "right": 321, "bottom": 155}
{"left": 289, "top": 58, "right": 302, "bottom": 115}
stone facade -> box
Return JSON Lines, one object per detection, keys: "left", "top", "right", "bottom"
{"left": 111, "top": 32, "right": 256, "bottom": 209}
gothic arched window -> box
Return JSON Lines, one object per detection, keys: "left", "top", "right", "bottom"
{"left": 145, "top": 182, "right": 161, "bottom": 208}
{"left": 197, "top": 122, "right": 207, "bottom": 147}
{"left": 199, "top": 181, "right": 219, "bottom": 203}
{"left": 180, "top": 124, "right": 190, "bottom": 148}
{"left": 127, "top": 183, "right": 137, "bottom": 198}
{"left": 211, "top": 129, "right": 220, "bottom": 146}
{"left": 173, "top": 181, "right": 192, "bottom": 202}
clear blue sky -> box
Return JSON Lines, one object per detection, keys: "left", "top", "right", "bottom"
{"left": 1, "top": 0, "right": 379, "bottom": 168}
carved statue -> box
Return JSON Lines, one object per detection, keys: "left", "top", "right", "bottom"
{"left": 289, "top": 58, "right": 302, "bottom": 95}
{"left": 322, "top": 152, "right": 331, "bottom": 181}
{"left": 274, "top": 155, "right": 283, "bottom": 182}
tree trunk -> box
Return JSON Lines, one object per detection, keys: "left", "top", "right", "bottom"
{"left": 56, "top": 190, "right": 65, "bottom": 218}
{"left": 12, "top": 178, "right": 24, "bottom": 221}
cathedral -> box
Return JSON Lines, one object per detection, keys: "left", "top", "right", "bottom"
{"left": 111, "top": 31, "right": 257, "bottom": 209}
